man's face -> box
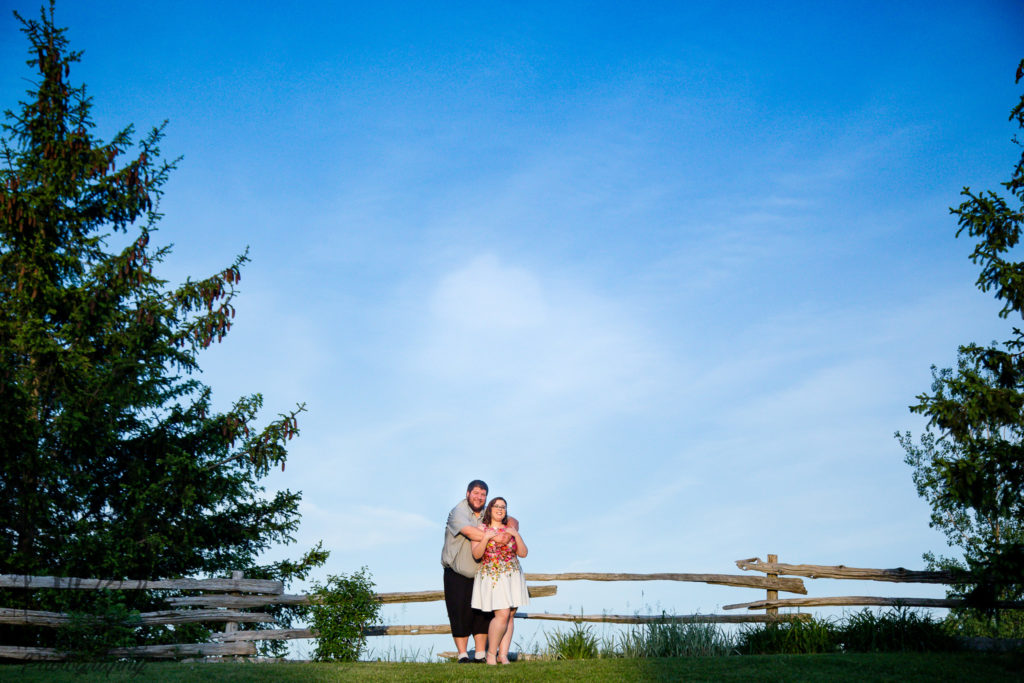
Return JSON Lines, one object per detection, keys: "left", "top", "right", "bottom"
{"left": 467, "top": 486, "right": 487, "bottom": 512}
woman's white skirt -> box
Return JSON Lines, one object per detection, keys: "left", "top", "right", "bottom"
{"left": 471, "top": 568, "right": 530, "bottom": 612}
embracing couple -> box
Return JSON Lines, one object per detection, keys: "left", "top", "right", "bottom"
{"left": 440, "top": 479, "right": 529, "bottom": 665}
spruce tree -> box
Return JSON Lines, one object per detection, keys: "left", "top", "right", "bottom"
{"left": 905, "top": 59, "right": 1024, "bottom": 614}
{"left": 0, "top": 3, "right": 324, "bottom": 654}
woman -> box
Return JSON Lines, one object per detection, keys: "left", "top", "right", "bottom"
{"left": 470, "top": 496, "right": 528, "bottom": 665}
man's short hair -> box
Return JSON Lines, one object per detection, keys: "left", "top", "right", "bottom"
{"left": 466, "top": 479, "right": 488, "bottom": 493}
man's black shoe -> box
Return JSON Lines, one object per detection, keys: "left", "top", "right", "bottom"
{"left": 457, "top": 656, "right": 470, "bottom": 663}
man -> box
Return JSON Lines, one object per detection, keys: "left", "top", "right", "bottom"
{"left": 441, "top": 479, "right": 517, "bottom": 663}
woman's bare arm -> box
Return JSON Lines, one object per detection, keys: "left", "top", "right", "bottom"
{"left": 509, "top": 527, "right": 527, "bottom": 558}
{"left": 471, "top": 526, "right": 496, "bottom": 560}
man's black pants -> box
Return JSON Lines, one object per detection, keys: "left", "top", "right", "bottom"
{"left": 443, "top": 567, "right": 492, "bottom": 637}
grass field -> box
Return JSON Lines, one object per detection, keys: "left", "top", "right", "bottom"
{"left": 6, "top": 653, "right": 1024, "bottom": 682}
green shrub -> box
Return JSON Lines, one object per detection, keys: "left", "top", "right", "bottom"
{"left": 309, "top": 567, "right": 381, "bottom": 662}
{"left": 545, "top": 621, "right": 601, "bottom": 659}
{"left": 737, "top": 617, "right": 838, "bottom": 655}
{"left": 839, "top": 607, "right": 958, "bottom": 653}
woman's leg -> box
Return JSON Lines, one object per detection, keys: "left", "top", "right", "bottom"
{"left": 498, "top": 607, "right": 516, "bottom": 663}
{"left": 486, "top": 608, "right": 510, "bottom": 665}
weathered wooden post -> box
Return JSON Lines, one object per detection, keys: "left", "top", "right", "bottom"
{"left": 222, "top": 570, "right": 243, "bottom": 659}
{"left": 766, "top": 554, "right": 778, "bottom": 619}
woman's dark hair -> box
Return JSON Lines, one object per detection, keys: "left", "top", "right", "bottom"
{"left": 482, "top": 497, "right": 507, "bottom": 527}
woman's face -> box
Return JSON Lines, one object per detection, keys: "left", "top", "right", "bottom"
{"left": 490, "top": 499, "right": 507, "bottom": 523}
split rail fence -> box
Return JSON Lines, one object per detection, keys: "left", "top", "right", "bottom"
{"left": 3, "top": 553, "right": 1022, "bottom": 661}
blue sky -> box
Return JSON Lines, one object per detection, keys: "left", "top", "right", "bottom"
{"left": 3, "top": 0, "right": 1023, "bottom": 656}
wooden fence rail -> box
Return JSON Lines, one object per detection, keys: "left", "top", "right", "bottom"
{"left": 724, "top": 597, "right": 1024, "bottom": 611}
{"left": 6, "top": 555, "right": 1015, "bottom": 660}
{"left": 735, "top": 558, "right": 953, "bottom": 583}
{"left": 509, "top": 612, "right": 810, "bottom": 625}
{"left": 0, "top": 642, "right": 256, "bottom": 661}
{"left": 0, "top": 607, "right": 275, "bottom": 627}
{"left": 731, "top": 556, "right": 1024, "bottom": 614}
{"left": 210, "top": 612, "right": 811, "bottom": 644}
{"left": 0, "top": 574, "right": 283, "bottom": 593}
{"left": 213, "top": 625, "right": 457, "bottom": 642}
{"left": 523, "top": 572, "right": 807, "bottom": 594}
{"left": 166, "top": 585, "right": 559, "bottom": 609}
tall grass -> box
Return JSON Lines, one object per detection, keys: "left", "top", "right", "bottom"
{"left": 544, "top": 622, "right": 601, "bottom": 659}
{"left": 619, "top": 618, "right": 737, "bottom": 657}
{"left": 738, "top": 608, "right": 961, "bottom": 655}
{"left": 840, "top": 606, "right": 958, "bottom": 653}
{"left": 363, "top": 643, "right": 435, "bottom": 662}
{"left": 738, "top": 617, "right": 838, "bottom": 654}
{"left": 545, "top": 617, "right": 736, "bottom": 659}
{"left": 544, "top": 608, "right": 962, "bottom": 659}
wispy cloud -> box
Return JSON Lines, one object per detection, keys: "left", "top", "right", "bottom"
{"left": 415, "top": 253, "right": 664, "bottom": 414}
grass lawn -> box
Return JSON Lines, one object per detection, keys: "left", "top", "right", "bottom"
{"left": 5, "top": 653, "right": 1024, "bottom": 682}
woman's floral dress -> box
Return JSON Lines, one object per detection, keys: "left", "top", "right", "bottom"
{"left": 470, "top": 525, "right": 530, "bottom": 612}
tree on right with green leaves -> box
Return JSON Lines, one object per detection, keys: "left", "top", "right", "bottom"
{"left": 900, "top": 59, "right": 1024, "bottom": 635}
{"left": 898, "top": 374, "right": 1024, "bottom": 636}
